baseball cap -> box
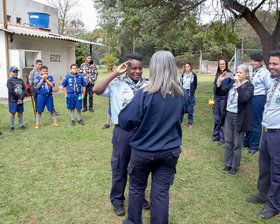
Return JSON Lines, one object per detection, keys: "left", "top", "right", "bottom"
{"left": 10, "top": 66, "right": 20, "bottom": 72}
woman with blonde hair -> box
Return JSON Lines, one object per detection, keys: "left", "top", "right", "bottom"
{"left": 119, "top": 51, "right": 189, "bottom": 224}
{"left": 180, "top": 62, "right": 197, "bottom": 128}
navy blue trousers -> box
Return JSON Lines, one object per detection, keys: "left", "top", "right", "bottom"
{"left": 243, "top": 95, "right": 266, "bottom": 151}
{"left": 212, "top": 97, "right": 225, "bottom": 143}
{"left": 125, "top": 147, "right": 181, "bottom": 224}
{"left": 185, "top": 91, "right": 195, "bottom": 125}
{"left": 110, "top": 125, "right": 135, "bottom": 206}
{"left": 257, "top": 131, "right": 280, "bottom": 215}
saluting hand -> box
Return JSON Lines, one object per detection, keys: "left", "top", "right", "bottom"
{"left": 116, "top": 61, "right": 130, "bottom": 75}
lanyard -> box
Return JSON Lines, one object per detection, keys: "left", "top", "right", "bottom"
{"left": 265, "top": 79, "right": 280, "bottom": 107}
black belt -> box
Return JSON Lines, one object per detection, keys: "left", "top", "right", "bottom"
{"left": 263, "top": 128, "right": 280, "bottom": 133}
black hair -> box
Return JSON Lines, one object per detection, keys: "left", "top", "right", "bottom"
{"left": 214, "top": 59, "right": 229, "bottom": 84}
{"left": 36, "top": 59, "right": 42, "bottom": 64}
{"left": 40, "top": 65, "right": 48, "bottom": 70}
{"left": 270, "top": 49, "right": 280, "bottom": 58}
{"left": 86, "top": 54, "right": 92, "bottom": 58}
{"left": 125, "top": 53, "right": 143, "bottom": 61}
{"left": 70, "top": 64, "right": 78, "bottom": 69}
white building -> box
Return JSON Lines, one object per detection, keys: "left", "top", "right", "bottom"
{"left": 0, "top": 0, "right": 102, "bottom": 98}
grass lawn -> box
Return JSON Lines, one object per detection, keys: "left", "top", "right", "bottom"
{"left": 0, "top": 67, "right": 278, "bottom": 223}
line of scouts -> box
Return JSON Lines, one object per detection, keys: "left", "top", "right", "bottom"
{"left": 6, "top": 60, "right": 97, "bottom": 131}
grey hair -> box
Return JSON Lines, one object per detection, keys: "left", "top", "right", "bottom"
{"left": 144, "top": 51, "right": 184, "bottom": 98}
{"left": 237, "top": 64, "right": 250, "bottom": 80}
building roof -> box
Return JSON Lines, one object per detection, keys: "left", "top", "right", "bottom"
{"left": 0, "top": 24, "right": 105, "bottom": 46}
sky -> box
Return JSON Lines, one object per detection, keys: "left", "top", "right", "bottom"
{"left": 33, "top": 0, "right": 98, "bottom": 31}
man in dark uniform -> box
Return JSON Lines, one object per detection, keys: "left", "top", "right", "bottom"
{"left": 246, "top": 49, "right": 280, "bottom": 220}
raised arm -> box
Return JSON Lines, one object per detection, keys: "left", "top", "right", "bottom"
{"left": 93, "top": 61, "right": 129, "bottom": 95}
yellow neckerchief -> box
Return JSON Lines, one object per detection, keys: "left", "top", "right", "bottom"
{"left": 41, "top": 74, "right": 49, "bottom": 92}
{"left": 71, "top": 73, "right": 79, "bottom": 92}
{"left": 252, "top": 66, "right": 262, "bottom": 81}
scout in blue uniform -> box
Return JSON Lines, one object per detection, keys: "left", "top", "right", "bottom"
{"left": 246, "top": 50, "right": 280, "bottom": 220}
{"left": 62, "top": 64, "right": 87, "bottom": 126}
{"left": 6, "top": 66, "right": 27, "bottom": 132}
{"left": 93, "top": 53, "right": 150, "bottom": 216}
{"left": 180, "top": 62, "right": 197, "bottom": 128}
{"left": 243, "top": 53, "right": 272, "bottom": 155}
{"left": 34, "top": 65, "right": 58, "bottom": 128}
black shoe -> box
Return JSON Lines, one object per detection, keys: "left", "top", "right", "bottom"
{"left": 222, "top": 165, "right": 231, "bottom": 174}
{"left": 89, "top": 108, "right": 94, "bottom": 112}
{"left": 218, "top": 141, "right": 224, "bottom": 146}
{"left": 102, "top": 124, "right": 110, "bottom": 129}
{"left": 82, "top": 108, "right": 87, "bottom": 112}
{"left": 71, "top": 120, "right": 75, "bottom": 126}
{"left": 113, "top": 205, "right": 125, "bottom": 216}
{"left": 143, "top": 198, "right": 150, "bottom": 210}
{"left": 10, "top": 127, "right": 14, "bottom": 132}
{"left": 228, "top": 167, "right": 237, "bottom": 176}
{"left": 55, "top": 111, "right": 60, "bottom": 116}
{"left": 246, "top": 195, "right": 266, "bottom": 204}
{"left": 258, "top": 209, "right": 280, "bottom": 219}
{"left": 211, "top": 138, "right": 219, "bottom": 142}
{"left": 19, "top": 125, "right": 27, "bottom": 130}
{"left": 247, "top": 149, "right": 257, "bottom": 155}
{"left": 77, "top": 120, "right": 85, "bottom": 125}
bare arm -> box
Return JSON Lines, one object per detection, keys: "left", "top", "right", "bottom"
{"left": 45, "top": 77, "right": 54, "bottom": 88}
{"left": 36, "top": 78, "right": 45, "bottom": 89}
{"left": 93, "top": 62, "right": 129, "bottom": 95}
{"left": 63, "top": 87, "right": 67, "bottom": 97}
{"left": 82, "top": 86, "right": 86, "bottom": 98}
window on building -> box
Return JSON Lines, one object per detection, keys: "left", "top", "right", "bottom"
{"left": 7, "top": 15, "right": 11, "bottom": 22}
{"left": 16, "top": 17, "right": 22, "bottom": 24}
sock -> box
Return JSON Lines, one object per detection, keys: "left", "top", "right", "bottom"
{"left": 18, "top": 115, "right": 23, "bottom": 127}
{"left": 106, "top": 114, "right": 111, "bottom": 125}
{"left": 10, "top": 116, "right": 14, "bottom": 128}
{"left": 36, "top": 114, "right": 41, "bottom": 125}
{"left": 70, "top": 111, "right": 75, "bottom": 121}
{"left": 77, "top": 112, "right": 81, "bottom": 121}
{"left": 51, "top": 113, "right": 57, "bottom": 122}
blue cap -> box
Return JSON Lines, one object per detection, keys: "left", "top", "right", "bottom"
{"left": 10, "top": 66, "right": 20, "bottom": 72}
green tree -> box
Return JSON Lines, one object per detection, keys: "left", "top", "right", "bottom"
{"left": 99, "top": 52, "right": 119, "bottom": 71}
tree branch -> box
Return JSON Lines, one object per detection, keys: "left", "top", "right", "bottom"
{"left": 252, "top": 0, "right": 266, "bottom": 13}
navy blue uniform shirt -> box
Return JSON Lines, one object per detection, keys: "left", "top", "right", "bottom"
{"left": 118, "top": 88, "right": 189, "bottom": 151}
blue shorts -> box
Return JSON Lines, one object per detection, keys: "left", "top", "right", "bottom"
{"left": 9, "top": 102, "right": 24, "bottom": 113}
{"left": 66, "top": 94, "right": 82, "bottom": 110}
{"left": 37, "top": 94, "right": 54, "bottom": 113}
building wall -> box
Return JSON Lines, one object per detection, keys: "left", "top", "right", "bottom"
{"left": 0, "top": 31, "right": 9, "bottom": 98}
{"left": 0, "top": 0, "right": 58, "bottom": 33}
{"left": 0, "top": 34, "right": 76, "bottom": 98}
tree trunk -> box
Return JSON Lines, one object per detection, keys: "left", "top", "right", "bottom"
{"left": 222, "top": 0, "right": 280, "bottom": 67}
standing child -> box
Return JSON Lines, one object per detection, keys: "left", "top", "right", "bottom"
{"left": 34, "top": 65, "right": 58, "bottom": 128}
{"left": 6, "top": 66, "right": 27, "bottom": 132}
{"left": 62, "top": 64, "right": 87, "bottom": 126}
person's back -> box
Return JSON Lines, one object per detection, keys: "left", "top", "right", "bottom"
{"left": 119, "top": 51, "right": 188, "bottom": 224}
{"left": 119, "top": 89, "right": 187, "bottom": 151}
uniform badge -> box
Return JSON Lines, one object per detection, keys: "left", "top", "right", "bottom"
{"left": 276, "top": 97, "right": 280, "bottom": 104}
